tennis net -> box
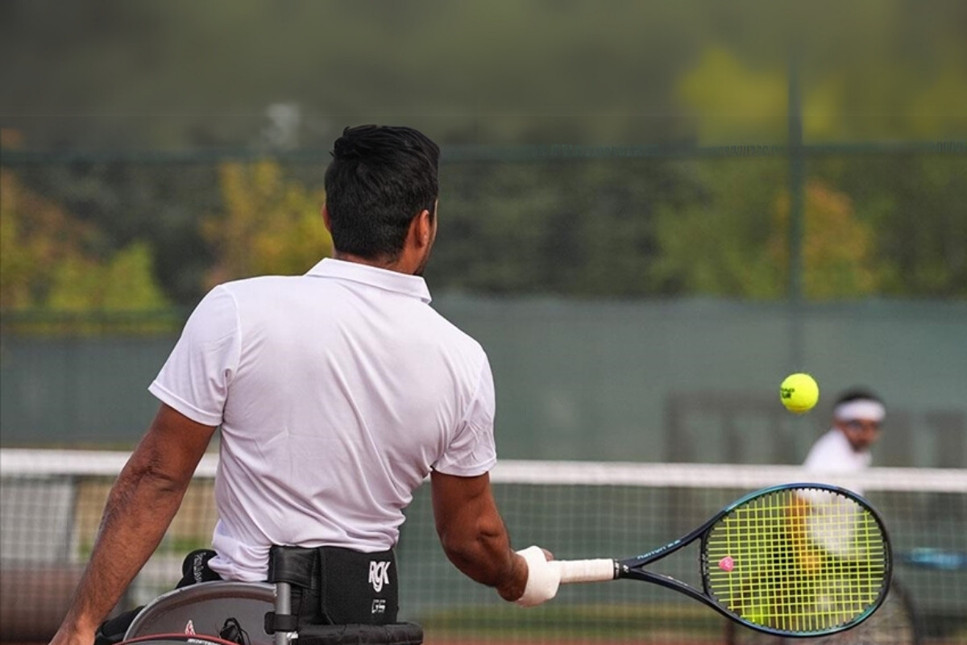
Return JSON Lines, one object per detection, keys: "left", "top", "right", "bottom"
{"left": 1, "top": 450, "right": 965, "bottom": 644}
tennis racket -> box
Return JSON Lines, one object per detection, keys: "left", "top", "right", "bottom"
{"left": 725, "top": 580, "right": 920, "bottom": 645}
{"left": 551, "top": 483, "right": 892, "bottom": 637}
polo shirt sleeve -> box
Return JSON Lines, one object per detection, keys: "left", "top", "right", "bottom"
{"left": 148, "top": 285, "right": 241, "bottom": 427}
{"left": 433, "top": 356, "right": 498, "bottom": 477}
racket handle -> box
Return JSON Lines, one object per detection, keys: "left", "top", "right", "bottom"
{"left": 555, "top": 558, "right": 618, "bottom": 583}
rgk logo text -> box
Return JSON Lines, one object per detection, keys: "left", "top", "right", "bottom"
{"left": 368, "top": 561, "right": 391, "bottom": 592}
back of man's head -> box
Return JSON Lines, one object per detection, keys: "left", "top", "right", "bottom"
{"left": 324, "top": 125, "right": 440, "bottom": 261}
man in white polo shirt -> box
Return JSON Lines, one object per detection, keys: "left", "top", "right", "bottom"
{"left": 51, "top": 125, "right": 559, "bottom": 645}
{"left": 793, "top": 389, "right": 887, "bottom": 607}
{"left": 803, "top": 388, "right": 886, "bottom": 489}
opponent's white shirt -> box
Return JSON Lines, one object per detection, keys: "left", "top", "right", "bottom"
{"left": 801, "top": 429, "right": 872, "bottom": 557}
{"left": 803, "top": 429, "right": 871, "bottom": 474}
{"left": 149, "top": 258, "right": 497, "bottom": 581}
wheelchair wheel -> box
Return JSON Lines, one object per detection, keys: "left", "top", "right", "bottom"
{"left": 124, "top": 581, "right": 275, "bottom": 645}
{"left": 121, "top": 635, "right": 246, "bottom": 645}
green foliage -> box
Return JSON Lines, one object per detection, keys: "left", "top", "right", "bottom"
{"left": 203, "top": 160, "right": 332, "bottom": 285}
{"left": 430, "top": 159, "right": 680, "bottom": 297}
{"left": 677, "top": 47, "right": 788, "bottom": 144}
{"left": 651, "top": 162, "right": 887, "bottom": 300}
{"left": 851, "top": 156, "right": 967, "bottom": 297}
{"left": 1, "top": 169, "right": 98, "bottom": 309}
{"left": 2, "top": 160, "right": 219, "bottom": 306}
{"left": 1, "top": 2, "right": 964, "bottom": 307}
{"left": 0, "top": 173, "right": 36, "bottom": 308}
{"left": 772, "top": 181, "right": 880, "bottom": 299}
{"left": 3, "top": 1, "right": 963, "bottom": 148}
{"left": 46, "top": 242, "right": 170, "bottom": 311}
{"left": 656, "top": 39, "right": 966, "bottom": 300}
{"left": 652, "top": 160, "right": 787, "bottom": 298}
{"left": 0, "top": 169, "right": 171, "bottom": 324}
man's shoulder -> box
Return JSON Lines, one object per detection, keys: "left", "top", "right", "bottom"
{"left": 423, "top": 307, "right": 486, "bottom": 356}
{"left": 211, "top": 274, "right": 311, "bottom": 303}
{"left": 218, "top": 274, "right": 302, "bottom": 291}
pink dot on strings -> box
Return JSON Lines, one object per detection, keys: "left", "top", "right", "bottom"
{"left": 718, "top": 556, "right": 735, "bottom": 572}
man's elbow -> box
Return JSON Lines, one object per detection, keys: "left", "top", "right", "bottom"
{"left": 439, "top": 527, "right": 509, "bottom": 585}
{"left": 440, "top": 531, "right": 487, "bottom": 569}
{"left": 118, "top": 454, "right": 193, "bottom": 498}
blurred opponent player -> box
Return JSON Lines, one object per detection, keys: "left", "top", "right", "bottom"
{"left": 803, "top": 388, "right": 886, "bottom": 491}
{"left": 797, "top": 388, "right": 887, "bottom": 564}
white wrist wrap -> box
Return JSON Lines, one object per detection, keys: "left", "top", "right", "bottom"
{"left": 514, "top": 545, "right": 560, "bottom": 607}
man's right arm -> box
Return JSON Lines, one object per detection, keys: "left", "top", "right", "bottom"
{"left": 49, "top": 405, "right": 216, "bottom": 645}
{"left": 430, "top": 470, "right": 557, "bottom": 605}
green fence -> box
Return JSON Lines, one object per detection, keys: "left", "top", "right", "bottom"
{"left": 2, "top": 138, "right": 965, "bottom": 464}
{"left": 3, "top": 299, "right": 965, "bottom": 468}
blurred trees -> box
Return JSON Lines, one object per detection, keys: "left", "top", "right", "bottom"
{"left": 202, "top": 160, "right": 331, "bottom": 287}
{"left": 3, "top": 149, "right": 964, "bottom": 313}
{"left": 827, "top": 155, "right": 967, "bottom": 297}
{"left": 1, "top": 0, "right": 964, "bottom": 312}
{"left": 431, "top": 160, "right": 676, "bottom": 297}
{"left": 44, "top": 243, "right": 170, "bottom": 311}
{"left": 651, "top": 160, "right": 789, "bottom": 299}
{"left": 771, "top": 181, "right": 879, "bottom": 299}
{"left": 0, "top": 159, "right": 219, "bottom": 306}
{"left": 0, "top": 170, "right": 170, "bottom": 312}
{"left": 2, "top": 1, "right": 963, "bottom": 148}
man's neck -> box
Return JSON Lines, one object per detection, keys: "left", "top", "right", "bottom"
{"left": 331, "top": 251, "right": 416, "bottom": 275}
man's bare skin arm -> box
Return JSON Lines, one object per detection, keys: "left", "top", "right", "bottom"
{"left": 49, "top": 405, "right": 216, "bottom": 645}
{"left": 430, "top": 470, "right": 531, "bottom": 601}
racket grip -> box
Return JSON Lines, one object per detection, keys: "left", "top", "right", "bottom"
{"left": 555, "top": 558, "right": 618, "bottom": 583}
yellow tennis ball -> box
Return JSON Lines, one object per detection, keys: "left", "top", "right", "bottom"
{"left": 780, "top": 373, "right": 819, "bottom": 413}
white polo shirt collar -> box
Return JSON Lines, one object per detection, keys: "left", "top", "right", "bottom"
{"left": 306, "top": 257, "right": 432, "bottom": 304}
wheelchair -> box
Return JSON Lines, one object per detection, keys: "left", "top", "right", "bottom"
{"left": 121, "top": 549, "right": 423, "bottom": 645}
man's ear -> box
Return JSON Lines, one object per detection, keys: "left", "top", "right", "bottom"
{"left": 415, "top": 209, "right": 432, "bottom": 247}
{"left": 322, "top": 204, "right": 332, "bottom": 232}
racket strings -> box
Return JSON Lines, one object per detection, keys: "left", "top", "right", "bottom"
{"left": 704, "top": 487, "right": 888, "bottom": 634}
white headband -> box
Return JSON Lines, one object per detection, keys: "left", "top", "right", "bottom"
{"left": 834, "top": 399, "right": 886, "bottom": 423}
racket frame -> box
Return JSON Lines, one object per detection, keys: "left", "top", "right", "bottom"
{"left": 559, "top": 482, "right": 893, "bottom": 637}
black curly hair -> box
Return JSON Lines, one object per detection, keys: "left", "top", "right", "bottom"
{"left": 324, "top": 125, "right": 440, "bottom": 261}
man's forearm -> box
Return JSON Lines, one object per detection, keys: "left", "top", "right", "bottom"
{"left": 431, "top": 471, "right": 530, "bottom": 601}
{"left": 59, "top": 460, "right": 191, "bottom": 635}
{"left": 438, "top": 513, "right": 528, "bottom": 600}
{"left": 51, "top": 404, "right": 215, "bottom": 645}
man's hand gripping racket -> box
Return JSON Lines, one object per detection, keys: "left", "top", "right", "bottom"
{"left": 517, "top": 483, "right": 892, "bottom": 638}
